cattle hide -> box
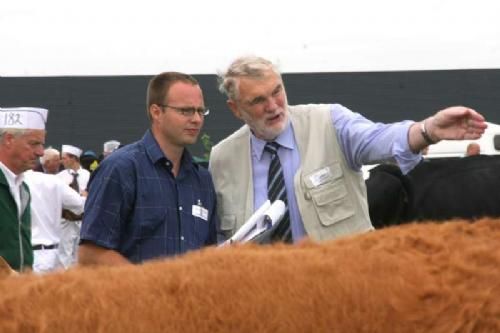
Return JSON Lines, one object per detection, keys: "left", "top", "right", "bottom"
{"left": 366, "top": 163, "right": 413, "bottom": 228}
{"left": 0, "top": 257, "right": 17, "bottom": 279}
{"left": 407, "top": 155, "right": 500, "bottom": 221}
{"left": 1, "top": 219, "right": 500, "bottom": 333}
{"left": 366, "top": 156, "right": 500, "bottom": 225}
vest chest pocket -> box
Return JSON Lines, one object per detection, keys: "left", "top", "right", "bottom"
{"left": 308, "top": 181, "right": 355, "bottom": 226}
{"left": 303, "top": 163, "right": 355, "bottom": 226}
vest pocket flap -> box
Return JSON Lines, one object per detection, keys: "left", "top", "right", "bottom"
{"left": 220, "top": 214, "right": 236, "bottom": 231}
{"left": 309, "top": 181, "right": 355, "bottom": 226}
{"left": 303, "top": 163, "right": 343, "bottom": 189}
{"left": 310, "top": 182, "right": 347, "bottom": 206}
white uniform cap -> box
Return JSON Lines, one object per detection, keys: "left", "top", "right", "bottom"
{"left": 0, "top": 107, "right": 48, "bottom": 130}
{"left": 62, "top": 144, "right": 83, "bottom": 158}
{"left": 103, "top": 140, "right": 120, "bottom": 153}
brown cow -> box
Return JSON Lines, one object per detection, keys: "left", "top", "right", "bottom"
{"left": 1, "top": 219, "right": 500, "bottom": 333}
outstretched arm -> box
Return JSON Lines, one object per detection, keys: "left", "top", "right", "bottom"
{"left": 408, "top": 106, "right": 487, "bottom": 152}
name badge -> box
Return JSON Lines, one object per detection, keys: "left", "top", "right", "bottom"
{"left": 309, "top": 167, "right": 332, "bottom": 187}
{"left": 192, "top": 204, "right": 208, "bottom": 221}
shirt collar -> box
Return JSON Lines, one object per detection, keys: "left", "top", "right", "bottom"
{"left": 251, "top": 121, "right": 295, "bottom": 161}
{"left": 67, "top": 167, "right": 81, "bottom": 175}
{"left": 142, "top": 129, "right": 194, "bottom": 171}
{"left": 0, "top": 161, "right": 24, "bottom": 188}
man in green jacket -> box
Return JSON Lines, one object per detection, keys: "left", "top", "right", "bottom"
{"left": 0, "top": 107, "right": 48, "bottom": 272}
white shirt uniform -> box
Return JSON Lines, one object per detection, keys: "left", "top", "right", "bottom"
{"left": 57, "top": 167, "right": 90, "bottom": 193}
{"left": 56, "top": 167, "right": 90, "bottom": 269}
{"left": 24, "top": 170, "right": 85, "bottom": 274}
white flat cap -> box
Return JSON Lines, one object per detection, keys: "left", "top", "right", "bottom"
{"left": 102, "top": 140, "right": 120, "bottom": 153}
{"left": 103, "top": 140, "right": 120, "bottom": 153}
{"left": 0, "top": 107, "right": 48, "bottom": 130}
{"left": 62, "top": 144, "right": 82, "bottom": 158}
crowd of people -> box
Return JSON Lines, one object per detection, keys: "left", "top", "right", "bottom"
{"left": 0, "top": 56, "right": 488, "bottom": 273}
{"left": 0, "top": 120, "right": 122, "bottom": 273}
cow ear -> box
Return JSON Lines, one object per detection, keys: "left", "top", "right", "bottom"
{"left": 494, "top": 135, "right": 500, "bottom": 151}
{"left": 0, "top": 256, "right": 18, "bottom": 279}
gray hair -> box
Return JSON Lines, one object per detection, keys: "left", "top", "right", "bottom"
{"left": 217, "top": 56, "right": 281, "bottom": 101}
{"left": 0, "top": 128, "right": 28, "bottom": 142}
{"left": 40, "top": 147, "right": 60, "bottom": 164}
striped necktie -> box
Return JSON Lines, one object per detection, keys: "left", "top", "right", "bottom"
{"left": 264, "top": 142, "right": 292, "bottom": 243}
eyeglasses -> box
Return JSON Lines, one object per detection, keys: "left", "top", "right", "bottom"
{"left": 158, "top": 104, "right": 210, "bottom": 117}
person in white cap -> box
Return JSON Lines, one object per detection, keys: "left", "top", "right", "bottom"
{"left": 0, "top": 107, "right": 48, "bottom": 272}
{"left": 102, "top": 139, "right": 121, "bottom": 159}
{"left": 56, "top": 144, "right": 90, "bottom": 269}
{"left": 24, "top": 169, "right": 85, "bottom": 274}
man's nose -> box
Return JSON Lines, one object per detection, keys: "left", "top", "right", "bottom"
{"left": 190, "top": 111, "right": 204, "bottom": 123}
{"left": 35, "top": 145, "right": 44, "bottom": 156}
{"left": 264, "top": 96, "right": 279, "bottom": 111}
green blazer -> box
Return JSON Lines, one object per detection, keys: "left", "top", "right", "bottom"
{"left": 0, "top": 169, "right": 33, "bottom": 271}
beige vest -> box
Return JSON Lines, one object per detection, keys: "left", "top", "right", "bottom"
{"left": 209, "top": 104, "right": 373, "bottom": 241}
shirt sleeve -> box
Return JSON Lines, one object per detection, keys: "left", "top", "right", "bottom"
{"left": 331, "top": 104, "right": 422, "bottom": 174}
{"left": 58, "top": 178, "right": 85, "bottom": 215}
{"left": 80, "top": 158, "right": 134, "bottom": 250}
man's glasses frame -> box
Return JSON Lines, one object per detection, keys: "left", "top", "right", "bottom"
{"left": 158, "top": 104, "right": 209, "bottom": 117}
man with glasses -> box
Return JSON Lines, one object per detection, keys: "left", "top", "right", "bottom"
{"left": 210, "top": 56, "right": 487, "bottom": 244}
{"left": 79, "top": 72, "right": 218, "bottom": 266}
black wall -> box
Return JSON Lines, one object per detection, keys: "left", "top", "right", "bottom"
{"left": 1, "top": 69, "right": 499, "bottom": 158}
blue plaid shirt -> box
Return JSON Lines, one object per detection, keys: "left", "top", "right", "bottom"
{"left": 81, "top": 130, "right": 218, "bottom": 263}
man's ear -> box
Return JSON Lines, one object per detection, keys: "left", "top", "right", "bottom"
{"left": 227, "top": 100, "right": 242, "bottom": 119}
{"left": 149, "top": 104, "right": 161, "bottom": 121}
{"left": 3, "top": 132, "right": 15, "bottom": 148}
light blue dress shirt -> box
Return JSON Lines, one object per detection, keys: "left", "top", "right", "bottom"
{"left": 250, "top": 104, "right": 422, "bottom": 242}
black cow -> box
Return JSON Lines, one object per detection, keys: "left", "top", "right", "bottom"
{"left": 365, "top": 163, "right": 413, "bottom": 228}
{"left": 366, "top": 155, "right": 500, "bottom": 227}
{"left": 406, "top": 155, "right": 500, "bottom": 221}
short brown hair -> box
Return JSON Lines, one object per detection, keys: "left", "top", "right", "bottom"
{"left": 146, "top": 72, "right": 199, "bottom": 120}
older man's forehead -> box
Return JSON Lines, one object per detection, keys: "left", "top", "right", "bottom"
{"left": 24, "top": 129, "right": 46, "bottom": 139}
{"left": 238, "top": 71, "right": 283, "bottom": 100}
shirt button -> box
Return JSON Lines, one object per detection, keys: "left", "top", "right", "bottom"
{"left": 180, "top": 236, "right": 185, "bottom": 241}
{"left": 179, "top": 206, "right": 183, "bottom": 211}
